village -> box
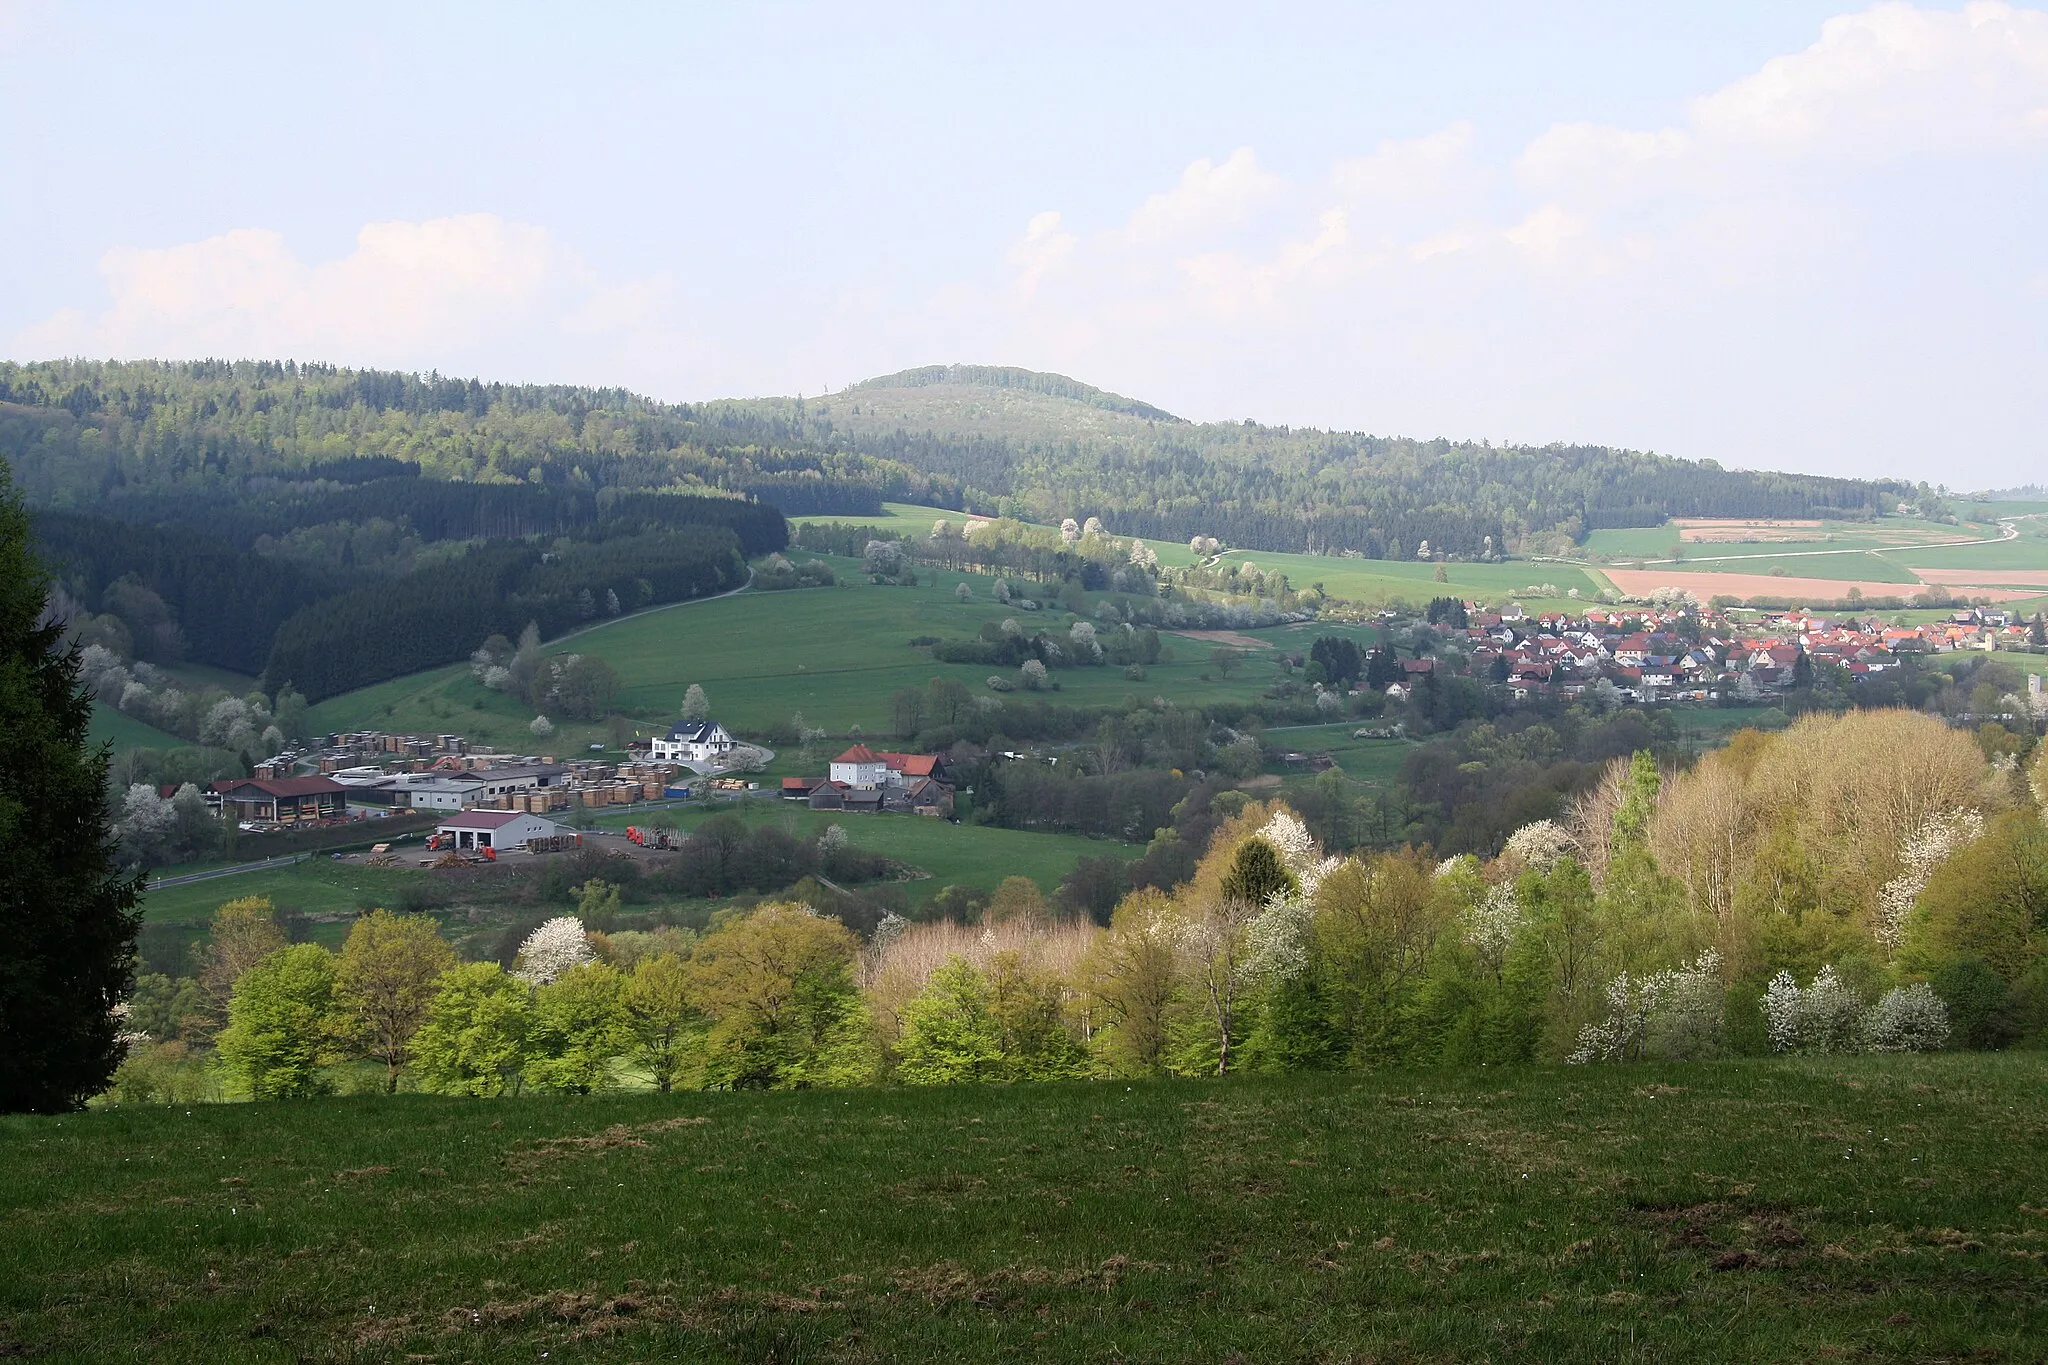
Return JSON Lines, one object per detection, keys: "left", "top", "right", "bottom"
{"left": 1432, "top": 599, "right": 2048, "bottom": 710}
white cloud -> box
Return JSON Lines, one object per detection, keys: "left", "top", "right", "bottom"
{"left": 1331, "top": 122, "right": 1484, "bottom": 204}
{"left": 14, "top": 215, "right": 576, "bottom": 366}
{"left": 952, "top": 4, "right": 2048, "bottom": 484}
{"left": 1006, "top": 211, "right": 1077, "bottom": 299}
{"left": 1692, "top": 0, "right": 2048, "bottom": 150}
{"left": 1120, "top": 147, "right": 1283, "bottom": 246}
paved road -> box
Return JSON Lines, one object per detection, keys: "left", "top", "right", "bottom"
{"left": 146, "top": 854, "right": 309, "bottom": 890}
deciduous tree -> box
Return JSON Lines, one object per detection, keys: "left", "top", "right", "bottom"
{"left": 332, "top": 910, "right": 456, "bottom": 1092}
{"left": 215, "top": 944, "right": 337, "bottom": 1099}
{"left": 411, "top": 962, "right": 533, "bottom": 1097}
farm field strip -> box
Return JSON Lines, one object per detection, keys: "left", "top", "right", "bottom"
{"left": 4, "top": 1055, "right": 2043, "bottom": 1361}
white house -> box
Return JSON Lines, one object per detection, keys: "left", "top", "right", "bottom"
{"left": 829, "top": 744, "right": 888, "bottom": 790}
{"left": 435, "top": 810, "right": 571, "bottom": 851}
{"left": 651, "top": 720, "right": 737, "bottom": 764}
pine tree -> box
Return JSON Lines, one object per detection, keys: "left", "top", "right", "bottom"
{"left": 0, "top": 463, "right": 143, "bottom": 1113}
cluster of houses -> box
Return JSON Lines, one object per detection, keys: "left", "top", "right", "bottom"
{"left": 1443, "top": 603, "right": 2046, "bottom": 705}
{"left": 214, "top": 721, "right": 756, "bottom": 835}
{"left": 779, "top": 744, "right": 956, "bottom": 817}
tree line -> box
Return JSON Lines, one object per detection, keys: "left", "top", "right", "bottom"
{"left": 103, "top": 708, "right": 2048, "bottom": 1105}
{"left": 2, "top": 359, "right": 1918, "bottom": 567}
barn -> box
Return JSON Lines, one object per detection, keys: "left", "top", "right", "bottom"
{"left": 434, "top": 810, "right": 573, "bottom": 852}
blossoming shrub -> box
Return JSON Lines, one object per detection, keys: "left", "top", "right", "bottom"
{"left": 1862, "top": 983, "right": 1951, "bottom": 1053}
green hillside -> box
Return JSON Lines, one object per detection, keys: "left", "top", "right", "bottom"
{"left": 306, "top": 558, "right": 1285, "bottom": 743}
{"left": 87, "top": 703, "right": 186, "bottom": 752}
{"left": 4, "top": 1055, "right": 2041, "bottom": 1361}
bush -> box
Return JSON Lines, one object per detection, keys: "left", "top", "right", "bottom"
{"left": 1930, "top": 957, "right": 2015, "bottom": 1049}
{"left": 1863, "top": 983, "right": 1951, "bottom": 1053}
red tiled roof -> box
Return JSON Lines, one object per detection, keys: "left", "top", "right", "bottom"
{"left": 880, "top": 753, "right": 940, "bottom": 776}
{"left": 834, "top": 744, "right": 878, "bottom": 764}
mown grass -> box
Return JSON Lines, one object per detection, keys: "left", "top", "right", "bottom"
{"left": 2, "top": 1055, "right": 2042, "bottom": 1361}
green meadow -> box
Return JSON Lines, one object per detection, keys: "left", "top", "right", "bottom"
{"left": 4, "top": 1054, "right": 2042, "bottom": 1362}
{"left": 1660, "top": 552, "right": 1925, "bottom": 583}
{"left": 810, "top": 504, "right": 1603, "bottom": 608}
{"left": 306, "top": 561, "right": 1288, "bottom": 744}
{"left": 88, "top": 703, "right": 186, "bottom": 752}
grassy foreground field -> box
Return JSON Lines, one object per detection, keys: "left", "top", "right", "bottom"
{"left": 4, "top": 1055, "right": 2042, "bottom": 1362}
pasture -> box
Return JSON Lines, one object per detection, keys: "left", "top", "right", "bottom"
{"left": 88, "top": 703, "right": 186, "bottom": 753}
{"left": 305, "top": 561, "right": 1289, "bottom": 744}
{"left": 810, "top": 503, "right": 1604, "bottom": 609}
{"left": 4, "top": 1054, "right": 2042, "bottom": 1361}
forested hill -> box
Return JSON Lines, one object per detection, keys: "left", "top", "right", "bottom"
{"left": 0, "top": 358, "right": 1916, "bottom": 562}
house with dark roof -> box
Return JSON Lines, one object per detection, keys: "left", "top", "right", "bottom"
{"left": 213, "top": 776, "right": 347, "bottom": 826}
{"left": 651, "top": 721, "right": 737, "bottom": 764}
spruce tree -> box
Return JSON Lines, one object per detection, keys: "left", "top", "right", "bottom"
{"left": 0, "top": 463, "right": 143, "bottom": 1112}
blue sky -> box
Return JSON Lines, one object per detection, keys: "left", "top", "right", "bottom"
{"left": 4, "top": 1, "right": 2044, "bottom": 487}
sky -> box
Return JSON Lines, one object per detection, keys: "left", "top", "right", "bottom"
{"left": 3, "top": 1, "right": 2045, "bottom": 488}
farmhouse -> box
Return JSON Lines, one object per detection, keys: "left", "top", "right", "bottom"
{"left": 808, "top": 746, "right": 955, "bottom": 814}
{"left": 829, "top": 744, "right": 889, "bottom": 789}
{"left": 212, "top": 776, "right": 347, "bottom": 826}
{"left": 434, "top": 810, "right": 575, "bottom": 852}
{"left": 650, "top": 720, "right": 737, "bottom": 765}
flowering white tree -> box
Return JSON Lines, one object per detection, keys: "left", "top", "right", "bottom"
{"left": 514, "top": 917, "right": 594, "bottom": 986}
{"left": 1128, "top": 542, "right": 1159, "bottom": 570}
{"left": 1463, "top": 883, "right": 1524, "bottom": 981}
{"left": 1020, "top": 659, "right": 1048, "bottom": 690}
{"left": 954, "top": 582, "right": 973, "bottom": 601}
{"left": 818, "top": 824, "right": 848, "bottom": 852}
{"left": 112, "top": 783, "right": 178, "bottom": 863}
{"left": 1764, "top": 966, "right": 1866, "bottom": 1054}
{"left": 529, "top": 715, "right": 554, "bottom": 737}
{"left": 1069, "top": 621, "right": 1101, "bottom": 661}
{"left": 1257, "top": 809, "right": 1340, "bottom": 898}
{"left": 1082, "top": 516, "right": 1104, "bottom": 537}
{"left": 993, "top": 579, "right": 1011, "bottom": 604}
{"left": 1567, "top": 951, "right": 1723, "bottom": 1064}
{"left": 681, "top": 684, "right": 710, "bottom": 721}
{"left": 1237, "top": 889, "right": 1313, "bottom": 985}
{"left": 1874, "top": 808, "right": 1983, "bottom": 949}
{"left": 1863, "top": 984, "right": 1950, "bottom": 1052}
{"left": 1059, "top": 518, "right": 1080, "bottom": 544}
{"left": 1500, "top": 820, "right": 1574, "bottom": 875}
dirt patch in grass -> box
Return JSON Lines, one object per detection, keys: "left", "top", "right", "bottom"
{"left": 1604, "top": 567, "right": 2033, "bottom": 604}
{"left": 1913, "top": 568, "right": 2048, "bottom": 586}
{"left": 1173, "top": 629, "right": 1272, "bottom": 650}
